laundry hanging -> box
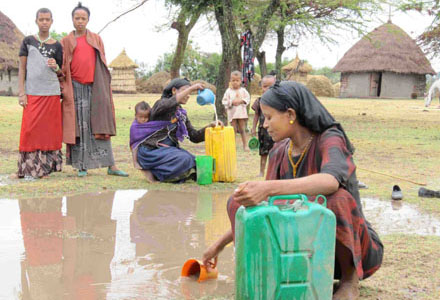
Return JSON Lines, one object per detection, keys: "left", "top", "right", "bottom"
{"left": 240, "top": 30, "right": 255, "bottom": 87}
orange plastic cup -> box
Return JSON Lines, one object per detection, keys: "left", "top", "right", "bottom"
{"left": 181, "top": 257, "right": 218, "bottom": 283}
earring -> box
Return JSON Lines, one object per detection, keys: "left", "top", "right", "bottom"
{"left": 289, "top": 120, "right": 294, "bottom": 124}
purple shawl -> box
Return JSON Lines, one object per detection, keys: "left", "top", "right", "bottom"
{"left": 129, "top": 107, "right": 189, "bottom": 150}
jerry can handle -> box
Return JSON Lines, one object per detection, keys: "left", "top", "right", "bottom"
{"left": 268, "top": 194, "right": 308, "bottom": 205}
{"left": 314, "top": 194, "right": 327, "bottom": 207}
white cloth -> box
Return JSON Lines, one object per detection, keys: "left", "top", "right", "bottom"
{"left": 222, "top": 87, "right": 250, "bottom": 122}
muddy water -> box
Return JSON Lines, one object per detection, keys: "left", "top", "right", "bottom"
{"left": 1, "top": 191, "right": 440, "bottom": 300}
{"left": 0, "top": 190, "right": 235, "bottom": 300}
{"left": 361, "top": 197, "right": 440, "bottom": 236}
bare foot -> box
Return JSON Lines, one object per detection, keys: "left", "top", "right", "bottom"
{"left": 332, "top": 278, "right": 359, "bottom": 300}
{"left": 141, "top": 170, "right": 157, "bottom": 183}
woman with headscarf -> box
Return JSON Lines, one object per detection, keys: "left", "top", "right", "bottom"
{"left": 61, "top": 2, "right": 127, "bottom": 177}
{"left": 130, "top": 78, "right": 221, "bottom": 183}
{"left": 202, "top": 81, "right": 383, "bottom": 300}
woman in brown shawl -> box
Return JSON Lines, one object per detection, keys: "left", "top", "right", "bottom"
{"left": 202, "top": 81, "right": 383, "bottom": 300}
{"left": 61, "top": 2, "right": 127, "bottom": 177}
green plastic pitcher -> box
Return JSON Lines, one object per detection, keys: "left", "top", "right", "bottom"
{"left": 195, "top": 155, "right": 215, "bottom": 185}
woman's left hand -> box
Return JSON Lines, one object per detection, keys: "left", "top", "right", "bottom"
{"left": 233, "top": 181, "right": 270, "bottom": 207}
{"left": 209, "top": 120, "right": 223, "bottom": 127}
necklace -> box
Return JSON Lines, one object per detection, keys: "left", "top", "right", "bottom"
{"left": 35, "top": 34, "right": 51, "bottom": 46}
{"left": 288, "top": 134, "right": 315, "bottom": 177}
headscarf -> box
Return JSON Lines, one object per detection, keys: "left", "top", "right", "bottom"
{"left": 162, "top": 78, "right": 191, "bottom": 98}
{"left": 261, "top": 81, "right": 354, "bottom": 154}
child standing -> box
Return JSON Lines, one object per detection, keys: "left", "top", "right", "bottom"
{"left": 134, "top": 101, "right": 151, "bottom": 124}
{"left": 251, "top": 75, "right": 276, "bottom": 177}
{"left": 222, "top": 70, "right": 250, "bottom": 151}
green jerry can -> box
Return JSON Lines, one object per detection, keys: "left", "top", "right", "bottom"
{"left": 235, "top": 194, "right": 336, "bottom": 300}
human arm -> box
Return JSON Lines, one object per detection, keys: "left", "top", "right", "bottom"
{"left": 251, "top": 99, "right": 260, "bottom": 136}
{"left": 222, "top": 89, "right": 233, "bottom": 108}
{"left": 202, "top": 229, "right": 233, "bottom": 270}
{"left": 47, "top": 42, "right": 63, "bottom": 76}
{"left": 18, "top": 56, "right": 27, "bottom": 108}
{"left": 233, "top": 173, "right": 339, "bottom": 207}
{"left": 176, "top": 83, "right": 204, "bottom": 104}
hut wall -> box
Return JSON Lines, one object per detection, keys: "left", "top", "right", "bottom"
{"left": 339, "top": 72, "right": 370, "bottom": 98}
{"left": 111, "top": 69, "right": 137, "bottom": 93}
{"left": 0, "top": 68, "right": 19, "bottom": 96}
{"left": 381, "top": 72, "right": 418, "bottom": 98}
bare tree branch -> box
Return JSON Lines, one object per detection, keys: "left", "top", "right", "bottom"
{"left": 98, "top": 0, "right": 149, "bottom": 34}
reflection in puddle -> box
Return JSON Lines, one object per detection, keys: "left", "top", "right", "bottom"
{"left": 361, "top": 198, "right": 440, "bottom": 236}
{"left": 1, "top": 192, "right": 439, "bottom": 299}
{"left": 0, "top": 190, "right": 235, "bottom": 300}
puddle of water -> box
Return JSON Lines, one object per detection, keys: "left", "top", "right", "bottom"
{"left": 0, "top": 190, "right": 235, "bottom": 300}
{"left": 361, "top": 198, "right": 440, "bottom": 236}
{"left": 1, "top": 191, "right": 439, "bottom": 299}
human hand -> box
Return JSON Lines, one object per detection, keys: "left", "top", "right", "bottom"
{"left": 232, "top": 99, "right": 242, "bottom": 106}
{"left": 209, "top": 120, "right": 223, "bottom": 127}
{"left": 47, "top": 58, "right": 58, "bottom": 71}
{"left": 202, "top": 244, "right": 221, "bottom": 272}
{"left": 18, "top": 94, "right": 27, "bottom": 108}
{"left": 251, "top": 129, "right": 257, "bottom": 136}
{"left": 191, "top": 83, "right": 204, "bottom": 92}
{"left": 233, "top": 181, "right": 270, "bottom": 207}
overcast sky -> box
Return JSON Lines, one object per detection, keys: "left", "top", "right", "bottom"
{"left": 2, "top": 0, "right": 439, "bottom": 72}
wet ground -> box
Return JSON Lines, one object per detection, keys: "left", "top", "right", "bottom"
{"left": 0, "top": 191, "right": 439, "bottom": 300}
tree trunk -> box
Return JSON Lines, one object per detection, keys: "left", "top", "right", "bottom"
{"left": 170, "top": 9, "right": 201, "bottom": 79}
{"left": 275, "top": 25, "right": 286, "bottom": 79}
{"left": 214, "top": 0, "right": 242, "bottom": 123}
{"left": 256, "top": 51, "right": 267, "bottom": 77}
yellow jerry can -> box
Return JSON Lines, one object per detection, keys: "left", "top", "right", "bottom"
{"left": 205, "top": 126, "right": 237, "bottom": 182}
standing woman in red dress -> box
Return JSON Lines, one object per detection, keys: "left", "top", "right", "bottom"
{"left": 16, "top": 8, "right": 63, "bottom": 179}
{"left": 61, "top": 2, "right": 128, "bottom": 177}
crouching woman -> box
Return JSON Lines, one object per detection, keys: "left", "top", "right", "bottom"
{"left": 202, "top": 81, "right": 383, "bottom": 300}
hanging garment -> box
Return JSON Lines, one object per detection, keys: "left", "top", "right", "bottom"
{"left": 240, "top": 30, "right": 255, "bottom": 87}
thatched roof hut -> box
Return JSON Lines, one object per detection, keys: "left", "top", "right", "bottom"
{"left": 282, "top": 54, "right": 312, "bottom": 85}
{"left": 333, "top": 21, "right": 435, "bottom": 98}
{"left": 109, "top": 49, "right": 138, "bottom": 93}
{"left": 0, "top": 10, "right": 24, "bottom": 96}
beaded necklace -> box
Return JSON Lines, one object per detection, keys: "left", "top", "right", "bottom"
{"left": 35, "top": 34, "right": 51, "bottom": 46}
{"left": 287, "top": 134, "right": 315, "bottom": 177}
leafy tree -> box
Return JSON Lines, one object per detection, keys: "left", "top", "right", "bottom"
{"left": 399, "top": 0, "right": 440, "bottom": 57}
{"left": 50, "top": 30, "right": 67, "bottom": 41}
{"left": 268, "top": 0, "right": 380, "bottom": 76}
{"left": 150, "top": 41, "right": 221, "bottom": 84}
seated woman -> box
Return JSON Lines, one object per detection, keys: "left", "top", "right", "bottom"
{"left": 202, "top": 81, "right": 383, "bottom": 300}
{"left": 130, "top": 78, "right": 220, "bottom": 183}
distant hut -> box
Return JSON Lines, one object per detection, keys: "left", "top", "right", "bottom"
{"left": 282, "top": 54, "right": 313, "bottom": 85}
{"left": 333, "top": 21, "right": 435, "bottom": 98}
{"left": 0, "top": 11, "right": 24, "bottom": 96}
{"left": 109, "top": 49, "right": 138, "bottom": 94}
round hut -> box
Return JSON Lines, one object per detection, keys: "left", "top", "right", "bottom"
{"left": 109, "top": 49, "right": 138, "bottom": 94}
{"left": 333, "top": 21, "right": 435, "bottom": 98}
{"left": 282, "top": 54, "right": 313, "bottom": 85}
{"left": 0, "top": 10, "right": 24, "bottom": 96}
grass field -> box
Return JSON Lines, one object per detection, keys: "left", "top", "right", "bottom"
{"left": 1, "top": 94, "right": 440, "bottom": 298}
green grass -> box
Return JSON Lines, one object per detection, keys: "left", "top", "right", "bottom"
{"left": 1, "top": 94, "right": 440, "bottom": 299}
